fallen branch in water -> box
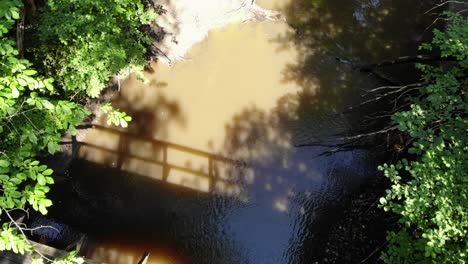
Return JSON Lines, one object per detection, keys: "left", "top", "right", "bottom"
{"left": 424, "top": 1, "right": 468, "bottom": 14}
{"left": 295, "top": 126, "right": 398, "bottom": 154}
{"left": 358, "top": 55, "right": 457, "bottom": 72}
{"left": 343, "top": 82, "right": 428, "bottom": 113}
{"left": 359, "top": 241, "right": 388, "bottom": 264}
{"left": 294, "top": 139, "right": 370, "bottom": 156}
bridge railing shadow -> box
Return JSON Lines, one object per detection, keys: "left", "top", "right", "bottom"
{"left": 78, "top": 124, "right": 247, "bottom": 195}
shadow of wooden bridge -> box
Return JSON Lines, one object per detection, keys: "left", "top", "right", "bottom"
{"left": 78, "top": 124, "right": 250, "bottom": 195}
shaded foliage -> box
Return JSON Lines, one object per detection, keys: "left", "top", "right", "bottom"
{"left": 35, "top": 0, "right": 158, "bottom": 98}
{"left": 1, "top": 0, "right": 159, "bottom": 262}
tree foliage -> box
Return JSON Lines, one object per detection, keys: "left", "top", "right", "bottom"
{"left": 1, "top": 0, "right": 157, "bottom": 262}
{"left": 379, "top": 13, "right": 467, "bottom": 263}
{"left": 1, "top": 0, "right": 92, "bottom": 261}
{"left": 1, "top": 0, "right": 88, "bottom": 214}
{"left": 35, "top": 0, "right": 157, "bottom": 98}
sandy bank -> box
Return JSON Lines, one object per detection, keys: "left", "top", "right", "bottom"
{"left": 149, "top": 0, "right": 283, "bottom": 64}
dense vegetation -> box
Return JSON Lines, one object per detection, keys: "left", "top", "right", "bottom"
{"left": 0, "top": 0, "right": 466, "bottom": 263}
{"left": 0, "top": 0, "right": 156, "bottom": 262}
{"left": 35, "top": 0, "right": 157, "bottom": 98}
{"left": 379, "top": 13, "right": 467, "bottom": 263}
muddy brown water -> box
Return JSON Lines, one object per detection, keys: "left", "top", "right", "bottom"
{"left": 45, "top": 0, "right": 437, "bottom": 263}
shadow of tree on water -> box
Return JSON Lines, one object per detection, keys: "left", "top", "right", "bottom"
{"left": 112, "top": 89, "right": 186, "bottom": 169}
{"left": 266, "top": 0, "right": 442, "bottom": 262}
{"left": 45, "top": 2, "right": 445, "bottom": 262}
{"left": 210, "top": 0, "right": 443, "bottom": 263}
{"left": 275, "top": 0, "right": 439, "bottom": 139}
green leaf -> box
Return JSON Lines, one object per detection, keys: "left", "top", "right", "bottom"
{"left": 11, "top": 191, "right": 21, "bottom": 198}
{"left": 45, "top": 177, "right": 54, "bottom": 184}
{"left": 41, "top": 199, "right": 52, "bottom": 207}
{"left": 28, "top": 133, "right": 38, "bottom": 144}
{"left": 9, "top": 177, "right": 21, "bottom": 184}
{"left": 37, "top": 174, "right": 46, "bottom": 185}
{"left": 42, "top": 169, "right": 53, "bottom": 176}
{"left": 0, "top": 160, "right": 10, "bottom": 167}
{"left": 11, "top": 87, "right": 19, "bottom": 98}
{"left": 38, "top": 204, "right": 48, "bottom": 215}
{"left": 29, "top": 170, "right": 36, "bottom": 180}
{"left": 11, "top": 10, "right": 19, "bottom": 20}
{"left": 47, "top": 141, "right": 59, "bottom": 154}
{"left": 120, "top": 119, "right": 128, "bottom": 128}
{"left": 43, "top": 78, "right": 54, "bottom": 92}
{"left": 23, "top": 69, "right": 37, "bottom": 76}
{"left": 41, "top": 100, "right": 54, "bottom": 110}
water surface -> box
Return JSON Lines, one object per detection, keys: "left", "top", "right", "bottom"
{"left": 51, "top": 0, "right": 437, "bottom": 263}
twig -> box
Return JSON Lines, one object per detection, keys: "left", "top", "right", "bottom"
{"left": 16, "top": 7, "right": 25, "bottom": 58}
{"left": 6, "top": 208, "right": 30, "bottom": 219}
{"left": 344, "top": 83, "right": 427, "bottom": 113}
{"left": 23, "top": 225, "right": 60, "bottom": 234}
{"left": 2, "top": 209, "right": 54, "bottom": 262}
{"left": 359, "top": 241, "right": 388, "bottom": 263}
{"left": 424, "top": 1, "right": 468, "bottom": 14}
{"left": 358, "top": 56, "right": 456, "bottom": 72}
{"left": 365, "top": 82, "right": 427, "bottom": 94}
{"left": 419, "top": 15, "right": 449, "bottom": 40}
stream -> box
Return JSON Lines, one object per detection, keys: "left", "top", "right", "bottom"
{"left": 42, "top": 0, "right": 437, "bottom": 263}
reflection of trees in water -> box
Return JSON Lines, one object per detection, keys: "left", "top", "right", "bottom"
{"left": 219, "top": 89, "right": 372, "bottom": 207}
{"left": 264, "top": 0, "right": 440, "bottom": 263}
{"left": 281, "top": 0, "right": 435, "bottom": 63}
{"left": 214, "top": 0, "right": 440, "bottom": 262}
{"left": 274, "top": 0, "right": 437, "bottom": 137}
{"left": 113, "top": 84, "right": 186, "bottom": 139}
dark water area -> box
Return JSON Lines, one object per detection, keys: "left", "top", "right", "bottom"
{"left": 39, "top": 0, "right": 441, "bottom": 263}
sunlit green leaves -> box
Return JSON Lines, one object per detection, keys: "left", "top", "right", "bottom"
{"left": 0, "top": 0, "right": 156, "bottom": 261}
{"left": 31, "top": 250, "right": 86, "bottom": 264}
{"left": 0, "top": 160, "right": 10, "bottom": 168}
{"left": 0, "top": 224, "right": 33, "bottom": 254}
{"left": 379, "top": 13, "right": 468, "bottom": 264}
{"left": 0, "top": 0, "right": 92, "bottom": 259}
{"left": 36, "top": 0, "right": 157, "bottom": 98}
{"left": 100, "top": 103, "right": 132, "bottom": 128}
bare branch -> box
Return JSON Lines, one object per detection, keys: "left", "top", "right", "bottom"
{"left": 295, "top": 126, "right": 399, "bottom": 148}
{"left": 419, "top": 15, "right": 450, "bottom": 40}
{"left": 344, "top": 83, "right": 427, "bottom": 113}
{"left": 23, "top": 225, "right": 60, "bottom": 234}
{"left": 358, "top": 55, "right": 456, "bottom": 72}
{"left": 2, "top": 208, "right": 54, "bottom": 262}
{"left": 424, "top": 1, "right": 468, "bottom": 14}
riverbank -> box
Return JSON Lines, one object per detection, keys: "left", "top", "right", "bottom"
{"left": 146, "top": 0, "right": 282, "bottom": 64}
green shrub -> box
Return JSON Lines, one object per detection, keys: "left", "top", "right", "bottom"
{"left": 379, "top": 13, "right": 468, "bottom": 263}
{"left": 1, "top": 0, "right": 157, "bottom": 261}
{"left": 36, "top": 0, "right": 157, "bottom": 97}
{"left": 1, "top": 0, "right": 89, "bottom": 261}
